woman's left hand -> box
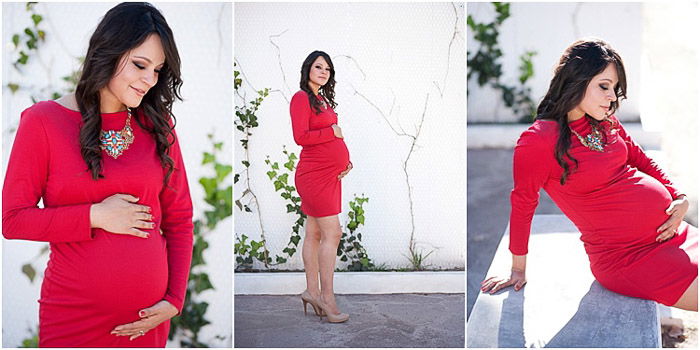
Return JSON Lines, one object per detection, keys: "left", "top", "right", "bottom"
{"left": 111, "top": 300, "right": 178, "bottom": 341}
{"left": 656, "top": 195, "right": 689, "bottom": 242}
{"left": 338, "top": 162, "right": 353, "bottom": 180}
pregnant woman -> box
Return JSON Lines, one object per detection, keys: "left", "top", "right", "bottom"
{"left": 481, "top": 38, "right": 697, "bottom": 311}
{"left": 2, "top": 3, "right": 193, "bottom": 346}
{"left": 290, "top": 51, "right": 352, "bottom": 323}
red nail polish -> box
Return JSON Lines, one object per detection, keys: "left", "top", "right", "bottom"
{"left": 139, "top": 311, "right": 145, "bottom": 317}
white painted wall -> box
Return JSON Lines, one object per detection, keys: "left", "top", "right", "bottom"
{"left": 1, "top": 2, "right": 232, "bottom": 347}
{"left": 234, "top": 3, "right": 466, "bottom": 272}
{"left": 467, "top": 2, "right": 642, "bottom": 123}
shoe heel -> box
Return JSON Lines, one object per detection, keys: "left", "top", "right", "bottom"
{"left": 302, "top": 299, "right": 308, "bottom": 315}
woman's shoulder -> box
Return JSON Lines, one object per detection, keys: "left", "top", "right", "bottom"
{"left": 516, "top": 119, "right": 559, "bottom": 147}
{"left": 21, "top": 99, "right": 77, "bottom": 122}
{"left": 292, "top": 90, "right": 309, "bottom": 100}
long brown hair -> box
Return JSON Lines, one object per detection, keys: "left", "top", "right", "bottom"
{"left": 536, "top": 38, "right": 627, "bottom": 184}
{"left": 299, "top": 51, "right": 336, "bottom": 114}
{"left": 75, "top": 2, "right": 182, "bottom": 181}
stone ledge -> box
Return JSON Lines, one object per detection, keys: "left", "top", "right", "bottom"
{"left": 234, "top": 271, "right": 465, "bottom": 295}
{"left": 467, "top": 214, "right": 661, "bottom": 348}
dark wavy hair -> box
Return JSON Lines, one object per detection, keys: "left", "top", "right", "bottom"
{"left": 536, "top": 38, "right": 627, "bottom": 184}
{"left": 75, "top": 2, "right": 182, "bottom": 181}
{"left": 299, "top": 51, "right": 336, "bottom": 114}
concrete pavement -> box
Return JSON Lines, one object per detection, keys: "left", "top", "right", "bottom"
{"left": 234, "top": 293, "right": 465, "bottom": 348}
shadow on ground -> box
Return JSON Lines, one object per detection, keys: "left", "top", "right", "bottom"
{"left": 467, "top": 149, "right": 560, "bottom": 320}
{"left": 234, "top": 293, "right": 465, "bottom": 348}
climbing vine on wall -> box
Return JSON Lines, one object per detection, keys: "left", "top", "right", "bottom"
{"left": 467, "top": 2, "right": 537, "bottom": 122}
{"left": 169, "top": 134, "right": 231, "bottom": 347}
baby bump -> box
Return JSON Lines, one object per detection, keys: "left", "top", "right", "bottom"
{"left": 584, "top": 171, "right": 673, "bottom": 244}
{"left": 43, "top": 230, "right": 168, "bottom": 311}
{"left": 297, "top": 139, "right": 350, "bottom": 176}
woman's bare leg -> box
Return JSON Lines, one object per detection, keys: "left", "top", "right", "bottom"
{"left": 671, "top": 277, "right": 697, "bottom": 311}
{"left": 315, "top": 215, "right": 343, "bottom": 314}
{"left": 302, "top": 216, "right": 322, "bottom": 298}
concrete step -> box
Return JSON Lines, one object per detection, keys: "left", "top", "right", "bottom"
{"left": 235, "top": 271, "right": 465, "bottom": 295}
{"left": 467, "top": 214, "right": 661, "bottom": 348}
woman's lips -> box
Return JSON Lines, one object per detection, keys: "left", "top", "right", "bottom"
{"left": 131, "top": 86, "right": 146, "bottom": 96}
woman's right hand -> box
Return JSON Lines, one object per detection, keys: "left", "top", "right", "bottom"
{"left": 90, "top": 194, "right": 153, "bottom": 238}
{"left": 481, "top": 269, "right": 527, "bottom": 294}
{"left": 331, "top": 124, "right": 343, "bottom": 139}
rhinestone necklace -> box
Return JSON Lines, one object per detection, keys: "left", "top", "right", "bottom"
{"left": 570, "top": 121, "right": 604, "bottom": 152}
{"left": 99, "top": 110, "right": 135, "bottom": 159}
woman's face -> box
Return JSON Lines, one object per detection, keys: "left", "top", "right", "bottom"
{"left": 570, "top": 63, "right": 619, "bottom": 121}
{"left": 307, "top": 56, "right": 331, "bottom": 91}
{"left": 100, "top": 33, "right": 165, "bottom": 111}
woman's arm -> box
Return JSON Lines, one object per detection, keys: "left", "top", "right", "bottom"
{"left": 2, "top": 109, "right": 94, "bottom": 242}
{"left": 616, "top": 119, "right": 684, "bottom": 199}
{"left": 290, "top": 92, "right": 337, "bottom": 146}
{"left": 158, "top": 129, "right": 194, "bottom": 313}
{"left": 509, "top": 128, "right": 553, "bottom": 255}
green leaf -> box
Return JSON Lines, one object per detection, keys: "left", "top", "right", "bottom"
{"left": 12, "top": 34, "right": 19, "bottom": 48}
{"left": 17, "top": 51, "right": 29, "bottom": 65}
{"left": 21, "top": 263, "right": 36, "bottom": 283}
{"left": 192, "top": 273, "right": 214, "bottom": 293}
{"left": 31, "top": 14, "right": 42, "bottom": 26}
{"left": 291, "top": 235, "right": 301, "bottom": 246}
{"left": 266, "top": 170, "right": 277, "bottom": 180}
{"left": 241, "top": 160, "right": 250, "bottom": 168}
{"left": 8, "top": 83, "right": 20, "bottom": 94}
{"left": 202, "top": 152, "right": 214, "bottom": 165}
{"left": 274, "top": 180, "right": 283, "bottom": 191}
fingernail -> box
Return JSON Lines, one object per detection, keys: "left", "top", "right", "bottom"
{"left": 139, "top": 311, "right": 146, "bottom": 317}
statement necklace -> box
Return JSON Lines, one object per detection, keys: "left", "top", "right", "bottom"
{"left": 570, "top": 121, "right": 604, "bottom": 152}
{"left": 99, "top": 110, "right": 134, "bottom": 159}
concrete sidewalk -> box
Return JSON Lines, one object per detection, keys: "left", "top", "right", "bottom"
{"left": 234, "top": 293, "right": 465, "bottom": 348}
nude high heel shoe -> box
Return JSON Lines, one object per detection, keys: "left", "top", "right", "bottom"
{"left": 301, "top": 290, "right": 324, "bottom": 317}
{"left": 317, "top": 299, "right": 349, "bottom": 323}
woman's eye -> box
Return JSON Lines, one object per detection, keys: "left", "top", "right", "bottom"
{"left": 600, "top": 85, "right": 609, "bottom": 91}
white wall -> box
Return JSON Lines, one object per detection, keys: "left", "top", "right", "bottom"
{"left": 467, "top": 2, "right": 642, "bottom": 123}
{"left": 641, "top": 2, "right": 699, "bottom": 224}
{"left": 1, "top": 2, "right": 232, "bottom": 347}
{"left": 234, "top": 3, "right": 466, "bottom": 271}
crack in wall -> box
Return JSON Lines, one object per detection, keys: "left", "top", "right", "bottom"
{"left": 434, "top": 2, "right": 463, "bottom": 98}
{"left": 269, "top": 29, "right": 291, "bottom": 101}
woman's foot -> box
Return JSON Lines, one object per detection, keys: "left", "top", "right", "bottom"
{"left": 301, "top": 290, "right": 323, "bottom": 316}
{"left": 318, "top": 294, "right": 349, "bottom": 323}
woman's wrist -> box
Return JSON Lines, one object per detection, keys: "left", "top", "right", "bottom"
{"left": 89, "top": 203, "right": 102, "bottom": 229}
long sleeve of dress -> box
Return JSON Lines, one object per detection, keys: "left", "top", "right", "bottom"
{"left": 509, "top": 128, "right": 553, "bottom": 255}
{"left": 2, "top": 109, "right": 92, "bottom": 242}
{"left": 158, "top": 130, "right": 194, "bottom": 312}
{"left": 290, "top": 91, "right": 337, "bottom": 146}
{"left": 616, "top": 120, "right": 683, "bottom": 199}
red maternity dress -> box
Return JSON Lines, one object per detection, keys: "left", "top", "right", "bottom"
{"left": 2, "top": 101, "right": 193, "bottom": 347}
{"left": 510, "top": 115, "right": 697, "bottom": 306}
{"left": 290, "top": 91, "right": 350, "bottom": 217}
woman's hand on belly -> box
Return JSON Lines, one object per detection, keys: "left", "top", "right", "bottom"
{"left": 656, "top": 195, "right": 689, "bottom": 242}
{"left": 90, "top": 194, "right": 154, "bottom": 238}
{"left": 338, "top": 162, "right": 353, "bottom": 180}
{"left": 332, "top": 124, "right": 343, "bottom": 139}
{"left": 110, "top": 299, "right": 178, "bottom": 340}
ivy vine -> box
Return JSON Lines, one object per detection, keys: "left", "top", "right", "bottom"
{"left": 467, "top": 2, "right": 537, "bottom": 122}
{"left": 169, "top": 134, "right": 231, "bottom": 347}
{"left": 338, "top": 195, "right": 375, "bottom": 271}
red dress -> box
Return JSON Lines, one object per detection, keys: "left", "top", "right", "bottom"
{"left": 290, "top": 90, "right": 350, "bottom": 217}
{"left": 2, "top": 101, "right": 194, "bottom": 347}
{"left": 510, "top": 115, "right": 697, "bottom": 306}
